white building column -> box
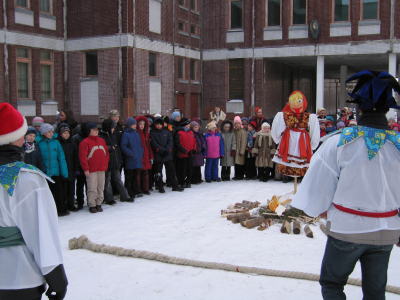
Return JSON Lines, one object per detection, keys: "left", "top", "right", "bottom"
{"left": 340, "top": 65, "right": 348, "bottom": 109}
{"left": 388, "top": 53, "right": 397, "bottom": 119}
{"left": 316, "top": 56, "right": 325, "bottom": 112}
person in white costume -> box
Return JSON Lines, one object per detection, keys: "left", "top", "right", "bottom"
{"left": 0, "top": 103, "right": 68, "bottom": 300}
{"left": 272, "top": 91, "right": 320, "bottom": 178}
{"left": 292, "top": 71, "right": 400, "bottom": 300}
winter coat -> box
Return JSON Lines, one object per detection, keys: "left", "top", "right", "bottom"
{"left": 55, "top": 120, "right": 80, "bottom": 136}
{"left": 220, "top": 120, "right": 236, "bottom": 167}
{"left": 234, "top": 128, "right": 247, "bottom": 165}
{"left": 113, "top": 121, "right": 124, "bottom": 145}
{"left": 208, "top": 110, "right": 226, "bottom": 128}
{"left": 249, "top": 116, "right": 265, "bottom": 132}
{"left": 135, "top": 116, "right": 154, "bottom": 170}
{"left": 58, "top": 134, "right": 80, "bottom": 181}
{"left": 253, "top": 131, "right": 277, "bottom": 168}
{"left": 79, "top": 135, "right": 110, "bottom": 173}
{"left": 174, "top": 128, "right": 197, "bottom": 158}
{"left": 193, "top": 130, "right": 206, "bottom": 167}
{"left": 150, "top": 128, "right": 174, "bottom": 163}
{"left": 203, "top": 131, "right": 224, "bottom": 159}
{"left": 120, "top": 128, "right": 144, "bottom": 170}
{"left": 98, "top": 130, "right": 121, "bottom": 171}
{"left": 22, "top": 141, "right": 47, "bottom": 173}
{"left": 73, "top": 126, "right": 88, "bottom": 174}
{"left": 36, "top": 132, "right": 68, "bottom": 178}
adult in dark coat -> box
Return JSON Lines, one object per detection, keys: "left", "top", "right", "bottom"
{"left": 99, "top": 119, "right": 133, "bottom": 204}
{"left": 72, "top": 122, "right": 88, "bottom": 209}
{"left": 150, "top": 117, "right": 183, "bottom": 193}
{"left": 190, "top": 121, "right": 205, "bottom": 184}
{"left": 58, "top": 123, "right": 80, "bottom": 212}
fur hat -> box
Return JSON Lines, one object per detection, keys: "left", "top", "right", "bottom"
{"left": 317, "top": 108, "right": 326, "bottom": 116}
{"left": 109, "top": 110, "right": 120, "bottom": 117}
{"left": 32, "top": 116, "right": 44, "bottom": 127}
{"left": 180, "top": 118, "right": 190, "bottom": 127}
{"left": 39, "top": 123, "right": 54, "bottom": 135}
{"left": 162, "top": 115, "right": 170, "bottom": 124}
{"left": 0, "top": 103, "right": 28, "bottom": 145}
{"left": 154, "top": 117, "right": 164, "bottom": 126}
{"left": 207, "top": 121, "right": 217, "bottom": 130}
{"left": 261, "top": 122, "right": 270, "bottom": 130}
{"left": 126, "top": 117, "right": 137, "bottom": 128}
{"left": 190, "top": 121, "right": 199, "bottom": 129}
{"left": 25, "top": 126, "right": 37, "bottom": 136}
{"left": 172, "top": 111, "right": 181, "bottom": 120}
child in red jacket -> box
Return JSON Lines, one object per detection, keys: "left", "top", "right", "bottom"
{"left": 79, "top": 122, "right": 109, "bottom": 213}
{"left": 174, "top": 118, "right": 197, "bottom": 188}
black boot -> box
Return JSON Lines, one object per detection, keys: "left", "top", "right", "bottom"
{"left": 172, "top": 185, "right": 184, "bottom": 192}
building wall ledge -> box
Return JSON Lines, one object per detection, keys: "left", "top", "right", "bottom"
{"left": 264, "top": 27, "right": 282, "bottom": 41}
{"left": 330, "top": 22, "right": 351, "bottom": 37}
{"left": 358, "top": 20, "right": 381, "bottom": 35}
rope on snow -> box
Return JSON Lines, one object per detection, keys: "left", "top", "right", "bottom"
{"left": 68, "top": 235, "right": 400, "bottom": 295}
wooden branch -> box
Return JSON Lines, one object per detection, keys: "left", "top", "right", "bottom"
{"left": 280, "top": 221, "right": 291, "bottom": 234}
{"left": 257, "top": 219, "right": 273, "bottom": 231}
{"left": 293, "top": 220, "right": 301, "bottom": 234}
{"left": 304, "top": 225, "right": 313, "bottom": 238}
{"left": 231, "top": 216, "right": 251, "bottom": 224}
{"left": 226, "top": 212, "right": 250, "bottom": 220}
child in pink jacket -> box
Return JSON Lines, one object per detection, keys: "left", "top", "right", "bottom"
{"left": 203, "top": 122, "right": 224, "bottom": 183}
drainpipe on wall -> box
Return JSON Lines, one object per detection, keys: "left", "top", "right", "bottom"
{"left": 63, "top": 0, "right": 68, "bottom": 109}
{"left": 133, "top": 0, "right": 137, "bottom": 116}
{"left": 118, "top": 0, "right": 123, "bottom": 115}
{"left": 390, "top": 0, "right": 395, "bottom": 53}
{"left": 199, "top": 0, "right": 203, "bottom": 119}
{"left": 250, "top": 0, "right": 255, "bottom": 114}
{"left": 172, "top": 0, "right": 176, "bottom": 108}
{"left": 3, "top": 0, "right": 9, "bottom": 103}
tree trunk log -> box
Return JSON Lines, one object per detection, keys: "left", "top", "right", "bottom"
{"left": 320, "top": 224, "right": 327, "bottom": 236}
{"left": 240, "top": 217, "right": 256, "bottom": 227}
{"left": 280, "top": 221, "right": 291, "bottom": 234}
{"left": 258, "top": 219, "right": 273, "bottom": 231}
{"left": 293, "top": 220, "right": 301, "bottom": 234}
{"left": 226, "top": 212, "right": 251, "bottom": 220}
{"left": 232, "top": 216, "right": 251, "bottom": 224}
{"left": 245, "top": 217, "right": 265, "bottom": 229}
{"left": 304, "top": 225, "right": 313, "bottom": 238}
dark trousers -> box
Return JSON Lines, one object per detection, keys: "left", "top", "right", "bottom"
{"left": 245, "top": 153, "right": 257, "bottom": 179}
{"left": 258, "top": 167, "right": 271, "bottom": 180}
{"left": 137, "top": 169, "right": 149, "bottom": 192}
{"left": 320, "top": 236, "right": 393, "bottom": 300}
{"left": 234, "top": 164, "right": 245, "bottom": 179}
{"left": 124, "top": 169, "right": 140, "bottom": 197}
{"left": 148, "top": 168, "right": 154, "bottom": 189}
{"left": 221, "top": 166, "right": 231, "bottom": 178}
{"left": 205, "top": 158, "right": 219, "bottom": 180}
{"left": 49, "top": 176, "right": 66, "bottom": 213}
{"left": 191, "top": 166, "right": 202, "bottom": 183}
{"left": 62, "top": 180, "right": 76, "bottom": 209}
{"left": 104, "top": 169, "right": 130, "bottom": 202}
{"left": 75, "top": 174, "right": 87, "bottom": 206}
{"left": 177, "top": 156, "right": 193, "bottom": 185}
{"left": 153, "top": 160, "right": 179, "bottom": 189}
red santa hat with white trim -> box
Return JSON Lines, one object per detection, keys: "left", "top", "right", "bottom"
{"left": 0, "top": 103, "right": 28, "bottom": 145}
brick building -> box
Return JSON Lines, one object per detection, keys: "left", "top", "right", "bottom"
{"left": 1, "top": 0, "right": 399, "bottom": 123}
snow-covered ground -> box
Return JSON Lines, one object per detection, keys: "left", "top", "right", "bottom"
{"left": 59, "top": 174, "right": 400, "bottom": 300}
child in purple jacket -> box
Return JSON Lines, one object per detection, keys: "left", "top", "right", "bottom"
{"left": 190, "top": 121, "right": 206, "bottom": 184}
{"left": 203, "top": 121, "right": 224, "bottom": 183}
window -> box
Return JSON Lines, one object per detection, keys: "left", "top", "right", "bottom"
{"left": 334, "top": 0, "right": 349, "bottom": 22}
{"left": 16, "top": 48, "right": 31, "bottom": 99}
{"left": 292, "top": 0, "right": 307, "bottom": 25}
{"left": 179, "top": 21, "right": 186, "bottom": 32}
{"left": 190, "top": 59, "right": 197, "bottom": 81}
{"left": 190, "top": 0, "right": 197, "bottom": 11}
{"left": 39, "top": 0, "right": 52, "bottom": 14}
{"left": 15, "top": 0, "right": 29, "bottom": 8}
{"left": 40, "top": 50, "right": 53, "bottom": 99}
{"left": 178, "top": 57, "right": 185, "bottom": 79}
{"left": 191, "top": 24, "right": 198, "bottom": 35}
{"left": 230, "top": 0, "right": 243, "bottom": 29}
{"left": 85, "top": 51, "right": 98, "bottom": 76}
{"left": 267, "top": 0, "right": 281, "bottom": 26}
{"left": 229, "top": 59, "right": 244, "bottom": 100}
{"left": 361, "top": 0, "right": 378, "bottom": 20}
{"left": 149, "top": 52, "right": 157, "bottom": 77}
{"left": 179, "top": 0, "right": 185, "bottom": 6}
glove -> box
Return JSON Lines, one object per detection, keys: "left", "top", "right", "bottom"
{"left": 201, "top": 147, "right": 206, "bottom": 153}
{"left": 248, "top": 148, "right": 252, "bottom": 153}
{"left": 220, "top": 156, "right": 224, "bottom": 159}
{"left": 187, "top": 150, "right": 194, "bottom": 157}
{"left": 74, "top": 171, "right": 80, "bottom": 176}
{"left": 253, "top": 153, "right": 258, "bottom": 157}
{"left": 230, "top": 150, "right": 236, "bottom": 157}
{"left": 150, "top": 159, "right": 154, "bottom": 164}
{"left": 46, "top": 287, "right": 67, "bottom": 300}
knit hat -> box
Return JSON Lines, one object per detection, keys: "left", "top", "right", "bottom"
{"left": 102, "top": 119, "right": 114, "bottom": 131}
{"left": 0, "top": 103, "right": 28, "bottom": 145}
{"left": 391, "top": 123, "right": 400, "bottom": 131}
{"left": 261, "top": 122, "right": 270, "bottom": 130}
{"left": 326, "top": 116, "right": 334, "bottom": 122}
{"left": 241, "top": 117, "right": 249, "bottom": 125}
{"left": 85, "top": 122, "right": 98, "bottom": 135}
{"left": 109, "top": 110, "right": 120, "bottom": 117}
{"left": 249, "top": 121, "right": 257, "bottom": 130}
{"left": 154, "top": 117, "right": 164, "bottom": 125}
{"left": 326, "top": 120, "right": 333, "bottom": 126}
{"left": 154, "top": 114, "right": 162, "bottom": 118}
{"left": 147, "top": 118, "right": 153, "bottom": 126}
{"left": 32, "top": 116, "right": 44, "bottom": 127}
{"left": 207, "top": 121, "right": 217, "bottom": 130}
{"left": 191, "top": 117, "right": 202, "bottom": 125}
{"left": 172, "top": 111, "right": 181, "bottom": 120}
{"left": 25, "top": 126, "right": 36, "bottom": 136}
{"left": 162, "top": 115, "right": 170, "bottom": 124}
{"left": 319, "top": 119, "right": 326, "bottom": 124}
{"left": 126, "top": 117, "right": 137, "bottom": 128}
{"left": 336, "top": 121, "right": 345, "bottom": 128}
{"left": 180, "top": 118, "right": 190, "bottom": 127}
{"left": 234, "top": 116, "right": 242, "bottom": 125}
{"left": 316, "top": 108, "right": 326, "bottom": 116}
{"left": 58, "top": 123, "right": 71, "bottom": 135}
{"left": 190, "top": 121, "right": 199, "bottom": 129}
{"left": 346, "top": 119, "right": 357, "bottom": 126}
{"left": 39, "top": 123, "right": 54, "bottom": 135}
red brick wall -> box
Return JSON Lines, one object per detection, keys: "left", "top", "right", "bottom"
{"left": 159, "top": 53, "right": 174, "bottom": 114}
{"left": 67, "top": 0, "right": 119, "bottom": 38}
{"left": 0, "top": 1, "right": 4, "bottom": 30}
{"left": 175, "top": 2, "right": 201, "bottom": 49}
{"left": 203, "top": 60, "right": 228, "bottom": 107}
{"left": 7, "top": 0, "right": 64, "bottom": 38}
{"left": 203, "top": 0, "right": 229, "bottom": 50}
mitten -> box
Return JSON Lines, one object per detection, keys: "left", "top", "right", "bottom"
{"left": 230, "top": 150, "right": 236, "bottom": 157}
{"left": 220, "top": 156, "right": 224, "bottom": 159}
{"left": 253, "top": 153, "right": 258, "bottom": 157}
{"left": 46, "top": 287, "right": 67, "bottom": 300}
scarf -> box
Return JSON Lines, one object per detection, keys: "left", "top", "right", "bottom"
{"left": 257, "top": 131, "right": 272, "bottom": 147}
{"left": 0, "top": 145, "right": 24, "bottom": 166}
{"left": 23, "top": 140, "right": 35, "bottom": 153}
{"left": 357, "top": 111, "right": 391, "bottom": 130}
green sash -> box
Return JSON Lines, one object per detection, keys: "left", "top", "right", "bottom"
{"left": 0, "top": 226, "right": 25, "bottom": 248}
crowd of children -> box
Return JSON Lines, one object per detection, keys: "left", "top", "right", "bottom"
{"left": 21, "top": 106, "right": 396, "bottom": 216}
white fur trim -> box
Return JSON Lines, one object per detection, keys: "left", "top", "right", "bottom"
{"left": 0, "top": 118, "right": 28, "bottom": 145}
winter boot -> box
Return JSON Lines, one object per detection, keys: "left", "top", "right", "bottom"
{"left": 172, "top": 185, "right": 184, "bottom": 192}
